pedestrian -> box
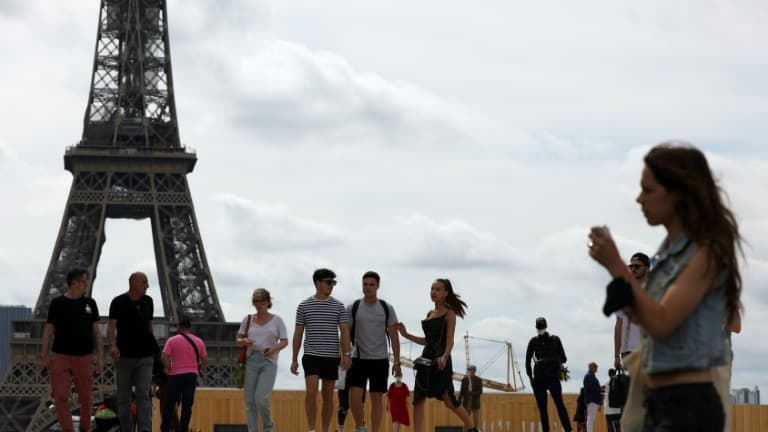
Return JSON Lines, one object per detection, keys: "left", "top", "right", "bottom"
{"left": 396, "top": 278, "right": 477, "bottom": 432}
{"left": 40, "top": 268, "right": 104, "bottom": 432}
{"left": 347, "top": 271, "right": 401, "bottom": 432}
{"left": 107, "top": 271, "right": 157, "bottom": 432}
{"left": 613, "top": 253, "right": 646, "bottom": 370}
{"left": 237, "top": 288, "right": 288, "bottom": 432}
{"left": 589, "top": 141, "right": 744, "bottom": 432}
{"left": 604, "top": 368, "right": 621, "bottom": 432}
{"left": 458, "top": 365, "right": 482, "bottom": 430}
{"left": 386, "top": 376, "right": 410, "bottom": 432}
{"left": 290, "top": 269, "right": 352, "bottom": 432}
{"left": 583, "top": 362, "right": 601, "bottom": 432}
{"left": 160, "top": 315, "right": 207, "bottom": 432}
{"left": 525, "top": 317, "right": 572, "bottom": 432}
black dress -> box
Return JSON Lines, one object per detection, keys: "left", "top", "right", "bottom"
{"left": 413, "top": 314, "right": 459, "bottom": 406}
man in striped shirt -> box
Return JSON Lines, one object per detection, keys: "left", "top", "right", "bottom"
{"left": 291, "top": 268, "right": 352, "bottom": 432}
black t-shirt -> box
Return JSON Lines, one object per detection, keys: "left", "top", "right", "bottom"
{"left": 108, "top": 293, "right": 158, "bottom": 358}
{"left": 47, "top": 295, "right": 100, "bottom": 356}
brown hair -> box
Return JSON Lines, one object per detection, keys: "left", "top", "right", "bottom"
{"left": 644, "top": 142, "right": 743, "bottom": 323}
{"left": 434, "top": 278, "right": 467, "bottom": 318}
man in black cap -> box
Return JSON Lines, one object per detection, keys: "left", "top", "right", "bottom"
{"left": 613, "top": 252, "right": 648, "bottom": 369}
{"left": 525, "top": 317, "right": 571, "bottom": 432}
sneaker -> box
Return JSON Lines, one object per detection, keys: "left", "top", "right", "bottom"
{"left": 354, "top": 426, "right": 368, "bottom": 432}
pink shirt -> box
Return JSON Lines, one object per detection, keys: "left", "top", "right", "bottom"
{"left": 162, "top": 333, "right": 207, "bottom": 375}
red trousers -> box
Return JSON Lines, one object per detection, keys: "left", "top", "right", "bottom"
{"left": 49, "top": 353, "right": 94, "bottom": 432}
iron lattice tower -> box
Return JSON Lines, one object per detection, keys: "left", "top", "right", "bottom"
{"left": 0, "top": 2, "right": 239, "bottom": 430}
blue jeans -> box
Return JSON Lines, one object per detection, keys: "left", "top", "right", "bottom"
{"left": 115, "top": 356, "right": 154, "bottom": 432}
{"left": 244, "top": 352, "right": 278, "bottom": 432}
{"left": 643, "top": 382, "right": 724, "bottom": 432}
{"left": 162, "top": 373, "right": 198, "bottom": 432}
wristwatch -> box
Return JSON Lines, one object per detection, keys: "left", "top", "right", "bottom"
{"left": 343, "top": 352, "right": 351, "bottom": 357}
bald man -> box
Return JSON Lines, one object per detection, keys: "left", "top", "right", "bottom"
{"left": 107, "top": 272, "right": 158, "bottom": 432}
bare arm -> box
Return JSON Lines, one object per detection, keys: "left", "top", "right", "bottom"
{"left": 590, "top": 227, "right": 720, "bottom": 340}
{"left": 340, "top": 322, "right": 352, "bottom": 370}
{"left": 107, "top": 319, "right": 119, "bottom": 360}
{"left": 389, "top": 323, "right": 402, "bottom": 376}
{"left": 40, "top": 323, "right": 54, "bottom": 370}
{"left": 161, "top": 351, "right": 172, "bottom": 376}
{"left": 438, "top": 311, "right": 457, "bottom": 370}
{"left": 396, "top": 321, "right": 426, "bottom": 345}
{"left": 290, "top": 324, "right": 304, "bottom": 375}
{"left": 266, "top": 338, "right": 289, "bottom": 357}
{"left": 727, "top": 310, "right": 742, "bottom": 334}
{"left": 93, "top": 321, "right": 104, "bottom": 374}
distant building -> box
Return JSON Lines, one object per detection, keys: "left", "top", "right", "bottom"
{"left": 732, "top": 387, "right": 760, "bottom": 405}
{"left": 0, "top": 305, "right": 32, "bottom": 378}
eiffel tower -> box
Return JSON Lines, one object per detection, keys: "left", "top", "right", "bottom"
{"left": 0, "top": 2, "right": 240, "bottom": 430}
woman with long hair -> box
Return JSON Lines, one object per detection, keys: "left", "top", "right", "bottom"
{"left": 396, "top": 278, "right": 478, "bottom": 432}
{"left": 588, "top": 142, "right": 743, "bottom": 431}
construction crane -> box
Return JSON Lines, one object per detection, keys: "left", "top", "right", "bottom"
{"left": 463, "top": 331, "right": 525, "bottom": 392}
{"left": 391, "top": 333, "right": 525, "bottom": 392}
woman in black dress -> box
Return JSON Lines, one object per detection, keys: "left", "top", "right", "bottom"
{"left": 397, "top": 279, "right": 477, "bottom": 432}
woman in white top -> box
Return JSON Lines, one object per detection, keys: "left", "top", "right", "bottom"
{"left": 236, "top": 288, "right": 289, "bottom": 432}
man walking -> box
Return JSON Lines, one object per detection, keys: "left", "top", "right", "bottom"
{"left": 458, "top": 365, "right": 483, "bottom": 430}
{"left": 525, "top": 317, "right": 572, "bottom": 432}
{"left": 291, "top": 268, "right": 352, "bottom": 432}
{"left": 613, "top": 253, "right": 647, "bottom": 369}
{"left": 41, "top": 268, "right": 104, "bottom": 432}
{"left": 160, "top": 315, "right": 208, "bottom": 432}
{"left": 108, "top": 271, "right": 158, "bottom": 432}
{"left": 347, "top": 271, "right": 400, "bottom": 432}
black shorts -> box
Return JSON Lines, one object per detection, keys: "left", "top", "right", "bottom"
{"left": 302, "top": 354, "right": 340, "bottom": 380}
{"left": 347, "top": 358, "right": 389, "bottom": 392}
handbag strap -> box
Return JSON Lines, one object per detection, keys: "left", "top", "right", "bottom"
{"left": 180, "top": 332, "right": 201, "bottom": 367}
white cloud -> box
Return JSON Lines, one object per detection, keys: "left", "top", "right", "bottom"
{"left": 1, "top": 0, "right": 767, "bottom": 396}
{"left": 213, "top": 193, "right": 345, "bottom": 251}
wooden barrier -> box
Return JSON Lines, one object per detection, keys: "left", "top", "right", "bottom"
{"left": 152, "top": 389, "right": 768, "bottom": 432}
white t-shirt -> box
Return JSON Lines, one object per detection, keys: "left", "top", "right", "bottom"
{"left": 238, "top": 314, "right": 288, "bottom": 364}
{"left": 616, "top": 310, "right": 641, "bottom": 354}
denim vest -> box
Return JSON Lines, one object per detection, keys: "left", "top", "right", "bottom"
{"left": 641, "top": 233, "right": 728, "bottom": 374}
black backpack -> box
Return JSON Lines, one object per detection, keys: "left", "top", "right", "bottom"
{"left": 350, "top": 299, "right": 391, "bottom": 356}
{"left": 608, "top": 368, "right": 630, "bottom": 408}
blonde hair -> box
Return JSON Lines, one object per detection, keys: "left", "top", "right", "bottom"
{"left": 251, "top": 288, "right": 272, "bottom": 308}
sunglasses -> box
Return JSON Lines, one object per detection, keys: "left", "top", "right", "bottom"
{"left": 320, "top": 279, "right": 337, "bottom": 286}
{"left": 627, "top": 264, "right": 645, "bottom": 270}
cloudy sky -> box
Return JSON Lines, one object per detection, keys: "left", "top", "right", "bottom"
{"left": 1, "top": 0, "right": 767, "bottom": 396}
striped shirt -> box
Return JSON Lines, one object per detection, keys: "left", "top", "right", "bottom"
{"left": 296, "top": 296, "right": 349, "bottom": 358}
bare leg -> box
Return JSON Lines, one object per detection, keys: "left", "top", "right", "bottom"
{"left": 370, "top": 392, "right": 384, "bottom": 432}
{"left": 392, "top": 422, "right": 401, "bottom": 432}
{"left": 414, "top": 400, "right": 425, "bottom": 432}
{"left": 321, "top": 379, "right": 336, "bottom": 432}
{"left": 441, "top": 392, "right": 473, "bottom": 429}
{"left": 350, "top": 386, "right": 365, "bottom": 427}
{"left": 306, "top": 375, "right": 320, "bottom": 431}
